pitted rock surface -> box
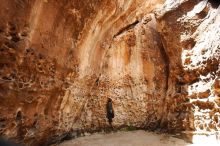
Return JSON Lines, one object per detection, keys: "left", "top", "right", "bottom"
{"left": 0, "top": 0, "right": 220, "bottom": 145}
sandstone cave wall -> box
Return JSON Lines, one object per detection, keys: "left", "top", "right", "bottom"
{"left": 1, "top": 0, "right": 220, "bottom": 145}
{"left": 156, "top": 0, "right": 220, "bottom": 132}
{"left": 0, "top": 0, "right": 166, "bottom": 145}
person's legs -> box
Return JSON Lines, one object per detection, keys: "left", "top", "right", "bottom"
{"left": 108, "top": 118, "right": 113, "bottom": 129}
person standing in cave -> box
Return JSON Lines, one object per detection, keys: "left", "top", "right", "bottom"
{"left": 106, "top": 98, "right": 114, "bottom": 128}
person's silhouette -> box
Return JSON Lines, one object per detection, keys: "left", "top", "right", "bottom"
{"left": 106, "top": 98, "right": 114, "bottom": 128}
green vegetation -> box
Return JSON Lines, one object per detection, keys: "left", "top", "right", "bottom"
{"left": 120, "top": 126, "right": 137, "bottom": 131}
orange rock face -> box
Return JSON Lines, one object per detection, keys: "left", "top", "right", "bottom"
{"left": 0, "top": 0, "right": 165, "bottom": 145}
{"left": 0, "top": 0, "right": 220, "bottom": 145}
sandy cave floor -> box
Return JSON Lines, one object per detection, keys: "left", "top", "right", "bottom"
{"left": 58, "top": 130, "right": 220, "bottom": 146}
{"left": 58, "top": 130, "right": 184, "bottom": 146}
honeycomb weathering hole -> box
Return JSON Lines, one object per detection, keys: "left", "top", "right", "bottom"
{"left": 16, "top": 111, "right": 22, "bottom": 121}
{"left": 208, "top": 0, "right": 220, "bottom": 8}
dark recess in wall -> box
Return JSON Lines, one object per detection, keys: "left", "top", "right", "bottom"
{"left": 208, "top": 0, "right": 220, "bottom": 8}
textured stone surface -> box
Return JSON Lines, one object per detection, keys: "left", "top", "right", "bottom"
{"left": 0, "top": 0, "right": 165, "bottom": 145}
{"left": 156, "top": 0, "right": 220, "bottom": 133}
{"left": 0, "top": 0, "right": 220, "bottom": 145}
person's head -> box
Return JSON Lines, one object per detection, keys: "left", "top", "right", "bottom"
{"left": 108, "top": 98, "right": 112, "bottom": 102}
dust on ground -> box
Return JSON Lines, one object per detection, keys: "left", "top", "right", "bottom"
{"left": 58, "top": 130, "right": 191, "bottom": 146}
